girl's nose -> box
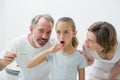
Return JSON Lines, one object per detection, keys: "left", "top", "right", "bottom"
{"left": 60, "top": 33, "right": 64, "bottom": 39}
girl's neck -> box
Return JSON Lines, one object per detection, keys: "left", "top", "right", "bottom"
{"left": 60, "top": 45, "right": 77, "bottom": 54}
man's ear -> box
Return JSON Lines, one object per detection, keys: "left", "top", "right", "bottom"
{"left": 30, "top": 26, "right": 33, "bottom": 32}
{"left": 29, "top": 26, "right": 34, "bottom": 34}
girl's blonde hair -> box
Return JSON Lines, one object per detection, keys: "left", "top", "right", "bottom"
{"left": 56, "top": 17, "right": 78, "bottom": 48}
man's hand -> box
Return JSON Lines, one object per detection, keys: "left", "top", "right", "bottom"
{"left": 3, "top": 52, "right": 17, "bottom": 67}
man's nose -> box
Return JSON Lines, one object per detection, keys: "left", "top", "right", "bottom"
{"left": 42, "top": 33, "right": 48, "bottom": 39}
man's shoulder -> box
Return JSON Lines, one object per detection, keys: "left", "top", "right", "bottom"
{"left": 10, "top": 34, "right": 27, "bottom": 44}
{"left": 13, "top": 34, "right": 27, "bottom": 40}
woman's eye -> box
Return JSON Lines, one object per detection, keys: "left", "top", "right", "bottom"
{"left": 89, "top": 40, "right": 96, "bottom": 44}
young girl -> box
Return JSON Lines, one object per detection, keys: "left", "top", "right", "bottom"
{"left": 27, "top": 17, "right": 87, "bottom": 80}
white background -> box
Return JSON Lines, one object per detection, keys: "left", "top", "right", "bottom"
{"left": 0, "top": 0, "right": 120, "bottom": 79}
{"left": 0, "top": 0, "right": 120, "bottom": 51}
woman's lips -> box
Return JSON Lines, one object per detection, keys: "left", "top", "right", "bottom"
{"left": 86, "top": 44, "right": 90, "bottom": 48}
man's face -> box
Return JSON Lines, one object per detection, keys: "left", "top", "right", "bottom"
{"left": 31, "top": 17, "right": 53, "bottom": 47}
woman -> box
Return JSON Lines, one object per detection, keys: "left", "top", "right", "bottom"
{"left": 83, "top": 21, "right": 120, "bottom": 80}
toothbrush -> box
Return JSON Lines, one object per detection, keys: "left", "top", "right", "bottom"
{"left": 18, "top": 51, "right": 27, "bottom": 55}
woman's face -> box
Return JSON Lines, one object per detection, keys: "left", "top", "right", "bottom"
{"left": 85, "top": 31, "right": 103, "bottom": 51}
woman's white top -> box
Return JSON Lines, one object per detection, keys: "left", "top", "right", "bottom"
{"left": 84, "top": 39, "right": 120, "bottom": 80}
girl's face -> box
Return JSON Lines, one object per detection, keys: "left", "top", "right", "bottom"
{"left": 85, "top": 31, "right": 103, "bottom": 51}
{"left": 55, "top": 22, "right": 76, "bottom": 48}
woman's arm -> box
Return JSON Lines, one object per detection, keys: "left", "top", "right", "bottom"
{"left": 81, "top": 44, "right": 94, "bottom": 65}
{"left": 78, "top": 68, "right": 85, "bottom": 80}
{"left": 80, "top": 50, "right": 94, "bottom": 65}
{"left": 27, "top": 44, "right": 60, "bottom": 68}
{"left": 107, "top": 59, "right": 120, "bottom": 80}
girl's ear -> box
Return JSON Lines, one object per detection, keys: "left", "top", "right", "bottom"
{"left": 73, "top": 31, "right": 77, "bottom": 37}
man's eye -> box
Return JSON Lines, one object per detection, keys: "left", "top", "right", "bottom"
{"left": 47, "top": 31, "right": 51, "bottom": 34}
{"left": 39, "top": 29, "right": 44, "bottom": 33}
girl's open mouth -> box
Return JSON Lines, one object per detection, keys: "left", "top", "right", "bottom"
{"left": 60, "top": 41, "right": 65, "bottom": 47}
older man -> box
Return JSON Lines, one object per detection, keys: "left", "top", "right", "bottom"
{"left": 3, "top": 14, "right": 56, "bottom": 80}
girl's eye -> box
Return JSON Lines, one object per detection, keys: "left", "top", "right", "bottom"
{"left": 57, "top": 31, "right": 60, "bottom": 34}
{"left": 64, "top": 31, "right": 69, "bottom": 34}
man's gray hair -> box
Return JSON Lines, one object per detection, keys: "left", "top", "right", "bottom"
{"left": 31, "top": 14, "right": 54, "bottom": 27}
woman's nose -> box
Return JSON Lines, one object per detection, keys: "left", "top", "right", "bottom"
{"left": 85, "top": 39, "right": 89, "bottom": 44}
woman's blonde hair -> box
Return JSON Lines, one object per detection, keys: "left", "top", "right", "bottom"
{"left": 88, "top": 21, "right": 117, "bottom": 53}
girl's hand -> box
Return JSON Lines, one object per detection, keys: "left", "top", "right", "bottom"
{"left": 48, "top": 44, "right": 60, "bottom": 53}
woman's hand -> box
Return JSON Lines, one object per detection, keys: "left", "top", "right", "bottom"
{"left": 79, "top": 50, "right": 94, "bottom": 65}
